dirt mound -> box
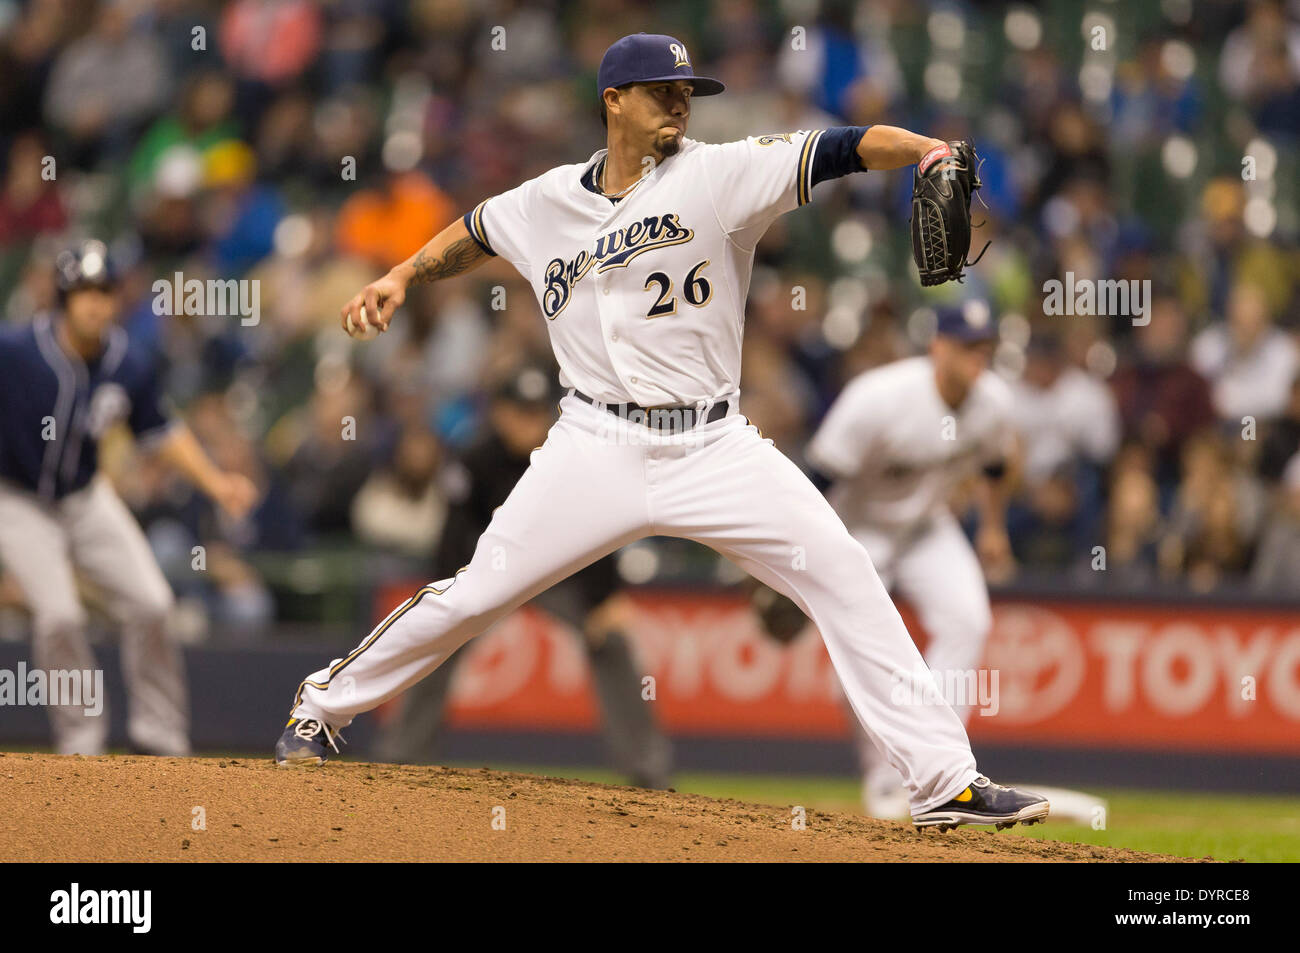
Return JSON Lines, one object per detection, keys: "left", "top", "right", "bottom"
{"left": 0, "top": 752, "right": 1185, "bottom": 862}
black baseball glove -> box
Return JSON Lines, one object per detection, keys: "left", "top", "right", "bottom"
{"left": 910, "top": 140, "right": 988, "bottom": 286}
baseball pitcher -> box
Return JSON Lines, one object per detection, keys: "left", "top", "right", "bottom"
{"left": 276, "top": 33, "right": 1048, "bottom": 831}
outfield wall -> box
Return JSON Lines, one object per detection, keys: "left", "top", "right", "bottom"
{"left": 374, "top": 585, "right": 1300, "bottom": 758}
{"left": 1, "top": 585, "right": 1297, "bottom": 792}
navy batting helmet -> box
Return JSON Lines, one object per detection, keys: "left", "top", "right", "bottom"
{"left": 55, "top": 239, "right": 117, "bottom": 301}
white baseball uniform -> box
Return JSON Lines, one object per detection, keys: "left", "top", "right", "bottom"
{"left": 1008, "top": 365, "right": 1119, "bottom": 486}
{"left": 289, "top": 131, "right": 982, "bottom": 812}
{"left": 807, "top": 355, "right": 1015, "bottom": 813}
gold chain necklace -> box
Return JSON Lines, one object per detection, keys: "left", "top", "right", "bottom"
{"left": 599, "top": 157, "right": 647, "bottom": 199}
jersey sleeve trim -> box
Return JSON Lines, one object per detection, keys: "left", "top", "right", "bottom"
{"left": 796, "top": 129, "right": 824, "bottom": 207}
{"left": 462, "top": 200, "right": 497, "bottom": 257}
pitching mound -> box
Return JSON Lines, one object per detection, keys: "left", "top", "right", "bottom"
{"left": 0, "top": 752, "right": 1184, "bottom": 862}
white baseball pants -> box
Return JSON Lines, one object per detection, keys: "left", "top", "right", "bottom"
{"left": 0, "top": 475, "right": 189, "bottom": 756}
{"left": 291, "top": 395, "right": 979, "bottom": 812}
{"left": 849, "top": 512, "right": 993, "bottom": 804}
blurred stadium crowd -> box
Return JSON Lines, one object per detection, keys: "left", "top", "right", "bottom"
{"left": 1, "top": 0, "right": 1299, "bottom": 641}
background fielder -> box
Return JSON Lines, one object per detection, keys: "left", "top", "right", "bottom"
{"left": 0, "top": 240, "right": 258, "bottom": 755}
{"left": 276, "top": 33, "right": 1047, "bottom": 831}
{"left": 805, "top": 301, "right": 1016, "bottom": 819}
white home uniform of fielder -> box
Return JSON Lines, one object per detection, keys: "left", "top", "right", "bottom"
{"left": 807, "top": 351, "right": 1015, "bottom": 816}
{"left": 288, "top": 113, "right": 990, "bottom": 812}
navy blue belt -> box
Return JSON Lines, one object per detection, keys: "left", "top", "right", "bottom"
{"left": 572, "top": 390, "right": 729, "bottom": 431}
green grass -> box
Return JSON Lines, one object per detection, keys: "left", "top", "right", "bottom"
{"left": 1001, "top": 790, "right": 1300, "bottom": 863}
{"left": 454, "top": 762, "right": 1300, "bottom": 863}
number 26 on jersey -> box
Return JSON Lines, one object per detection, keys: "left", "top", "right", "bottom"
{"left": 643, "top": 259, "right": 711, "bottom": 318}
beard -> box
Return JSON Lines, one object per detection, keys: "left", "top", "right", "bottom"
{"left": 656, "top": 128, "right": 683, "bottom": 158}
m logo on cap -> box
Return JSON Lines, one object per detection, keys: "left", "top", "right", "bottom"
{"left": 669, "top": 42, "right": 690, "bottom": 68}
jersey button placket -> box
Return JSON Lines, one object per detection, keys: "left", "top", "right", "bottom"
{"left": 596, "top": 273, "right": 628, "bottom": 389}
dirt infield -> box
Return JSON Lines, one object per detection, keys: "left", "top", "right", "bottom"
{"left": 0, "top": 752, "right": 1186, "bottom": 862}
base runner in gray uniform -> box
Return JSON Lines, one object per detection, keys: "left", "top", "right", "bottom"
{"left": 0, "top": 241, "right": 258, "bottom": 755}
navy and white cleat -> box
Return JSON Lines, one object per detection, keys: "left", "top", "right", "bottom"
{"left": 274, "top": 717, "right": 344, "bottom": 767}
{"left": 912, "top": 776, "right": 1050, "bottom": 832}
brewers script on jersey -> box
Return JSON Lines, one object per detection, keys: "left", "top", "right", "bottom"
{"left": 280, "top": 33, "right": 1049, "bottom": 827}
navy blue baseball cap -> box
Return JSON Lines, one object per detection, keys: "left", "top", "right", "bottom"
{"left": 597, "top": 33, "right": 725, "bottom": 98}
{"left": 935, "top": 301, "right": 997, "bottom": 341}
